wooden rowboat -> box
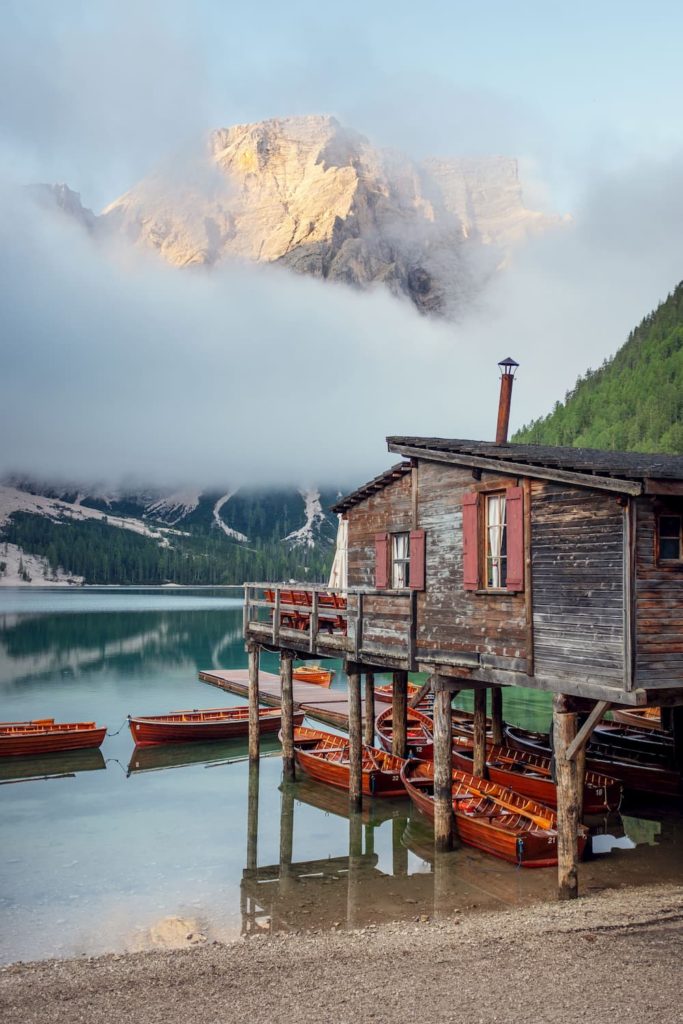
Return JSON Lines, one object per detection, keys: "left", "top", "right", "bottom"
{"left": 591, "top": 722, "right": 673, "bottom": 762}
{"left": 611, "top": 707, "right": 662, "bottom": 731}
{"left": 401, "top": 758, "right": 588, "bottom": 868}
{"left": 0, "top": 720, "right": 107, "bottom": 757}
{"left": 505, "top": 724, "right": 680, "bottom": 798}
{"left": 375, "top": 706, "right": 435, "bottom": 760}
{"left": 292, "top": 726, "right": 406, "bottom": 797}
{"left": 128, "top": 706, "right": 304, "bottom": 747}
{"left": 292, "top": 665, "right": 334, "bottom": 687}
{"left": 374, "top": 681, "right": 424, "bottom": 704}
{"left": 450, "top": 737, "right": 622, "bottom": 814}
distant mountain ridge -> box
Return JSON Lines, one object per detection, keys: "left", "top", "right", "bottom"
{"left": 32, "top": 114, "right": 564, "bottom": 316}
{"left": 0, "top": 481, "right": 340, "bottom": 586}
{"left": 514, "top": 282, "right": 683, "bottom": 453}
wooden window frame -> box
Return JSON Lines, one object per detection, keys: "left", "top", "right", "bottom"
{"left": 480, "top": 490, "right": 508, "bottom": 592}
{"left": 390, "top": 530, "right": 411, "bottom": 590}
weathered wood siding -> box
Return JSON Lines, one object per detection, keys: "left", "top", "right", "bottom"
{"left": 347, "top": 473, "right": 412, "bottom": 588}
{"left": 531, "top": 482, "right": 624, "bottom": 684}
{"left": 634, "top": 496, "right": 683, "bottom": 687}
{"left": 416, "top": 462, "right": 528, "bottom": 672}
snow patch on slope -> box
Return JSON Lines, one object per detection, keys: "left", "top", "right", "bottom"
{"left": 0, "top": 542, "right": 84, "bottom": 587}
{"left": 284, "top": 488, "right": 325, "bottom": 548}
{"left": 146, "top": 489, "right": 202, "bottom": 524}
{"left": 212, "top": 492, "right": 248, "bottom": 542}
{"left": 0, "top": 485, "right": 188, "bottom": 548}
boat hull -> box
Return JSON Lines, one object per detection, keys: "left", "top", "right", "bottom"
{"left": 0, "top": 723, "right": 106, "bottom": 757}
{"left": 293, "top": 726, "right": 406, "bottom": 797}
{"left": 375, "top": 706, "right": 434, "bottom": 760}
{"left": 293, "top": 668, "right": 334, "bottom": 687}
{"left": 129, "top": 708, "right": 304, "bottom": 747}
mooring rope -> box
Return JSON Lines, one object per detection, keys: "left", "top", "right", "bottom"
{"left": 106, "top": 718, "right": 129, "bottom": 738}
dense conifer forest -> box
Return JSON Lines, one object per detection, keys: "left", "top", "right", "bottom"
{"left": 1, "top": 513, "right": 333, "bottom": 585}
{"left": 514, "top": 282, "right": 683, "bottom": 453}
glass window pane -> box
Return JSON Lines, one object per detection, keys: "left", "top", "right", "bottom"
{"left": 660, "top": 537, "right": 681, "bottom": 560}
{"left": 659, "top": 516, "right": 680, "bottom": 538}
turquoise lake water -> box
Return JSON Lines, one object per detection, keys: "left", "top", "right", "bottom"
{"left": 1, "top": 587, "right": 681, "bottom": 964}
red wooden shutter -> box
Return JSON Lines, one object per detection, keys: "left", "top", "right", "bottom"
{"left": 374, "top": 532, "right": 388, "bottom": 588}
{"left": 506, "top": 486, "right": 524, "bottom": 592}
{"left": 462, "top": 492, "right": 479, "bottom": 591}
{"left": 409, "top": 529, "right": 425, "bottom": 590}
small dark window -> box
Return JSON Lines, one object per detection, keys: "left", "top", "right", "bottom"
{"left": 659, "top": 515, "right": 682, "bottom": 561}
{"left": 391, "top": 532, "right": 410, "bottom": 588}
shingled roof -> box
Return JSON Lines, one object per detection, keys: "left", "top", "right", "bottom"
{"left": 386, "top": 437, "right": 683, "bottom": 482}
{"left": 331, "top": 462, "right": 411, "bottom": 514}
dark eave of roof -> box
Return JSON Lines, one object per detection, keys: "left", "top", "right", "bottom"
{"left": 331, "top": 462, "right": 412, "bottom": 514}
{"left": 387, "top": 437, "right": 683, "bottom": 490}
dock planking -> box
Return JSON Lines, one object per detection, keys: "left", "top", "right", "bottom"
{"left": 198, "top": 668, "right": 367, "bottom": 731}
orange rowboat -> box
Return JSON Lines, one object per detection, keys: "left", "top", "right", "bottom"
{"left": 128, "top": 706, "right": 304, "bottom": 747}
{"left": 450, "top": 737, "right": 622, "bottom": 814}
{"left": 401, "top": 759, "right": 588, "bottom": 868}
{"left": 292, "top": 666, "right": 334, "bottom": 687}
{"left": 374, "top": 682, "right": 424, "bottom": 704}
{"left": 0, "top": 720, "right": 107, "bottom": 757}
{"left": 611, "top": 707, "right": 662, "bottom": 731}
{"left": 375, "top": 706, "right": 435, "bottom": 760}
{"left": 292, "top": 726, "right": 406, "bottom": 797}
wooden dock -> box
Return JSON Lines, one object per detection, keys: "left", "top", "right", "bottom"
{"left": 198, "top": 668, "right": 367, "bottom": 731}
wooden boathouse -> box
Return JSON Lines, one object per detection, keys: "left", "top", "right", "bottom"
{"left": 242, "top": 361, "right": 683, "bottom": 898}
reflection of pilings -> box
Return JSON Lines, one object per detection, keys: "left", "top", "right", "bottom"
{"left": 279, "top": 780, "right": 295, "bottom": 897}
{"left": 365, "top": 823, "right": 375, "bottom": 859}
{"left": 392, "top": 815, "right": 408, "bottom": 876}
{"left": 347, "top": 807, "right": 363, "bottom": 929}
{"left": 433, "top": 848, "right": 455, "bottom": 920}
{"left": 247, "top": 762, "right": 259, "bottom": 872}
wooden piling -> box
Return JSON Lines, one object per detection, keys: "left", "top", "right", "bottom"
{"left": 280, "top": 651, "right": 295, "bottom": 782}
{"left": 246, "top": 760, "right": 259, "bottom": 873}
{"left": 392, "top": 670, "right": 408, "bottom": 758}
{"left": 672, "top": 706, "right": 683, "bottom": 777}
{"left": 491, "top": 687, "right": 504, "bottom": 746}
{"left": 278, "top": 779, "right": 295, "bottom": 895}
{"left": 364, "top": 670, "right": 375, "bottom": 746}
{"left": 247, "top": 643, "right": 260, "bottom": 764}
{"left": 433, "top": 678, "right": 454, "bottom": 851}
{"left": 348, "top": 664, "right": 362, "bottom": 809}
{"left": 473, "top": 688, "right": 487, "bottom": 778}
{"left": 553, "top": 694, "right": 580, "bottom": 900}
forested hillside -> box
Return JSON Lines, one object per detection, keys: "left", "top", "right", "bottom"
{"left": 514, "top": 282, "right": 683, "bottom": 452}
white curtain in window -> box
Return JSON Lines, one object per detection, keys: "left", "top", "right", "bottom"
{"left": 328, "top": 516, "right": 348, "bottom": 591}
{"left": 488, "top": 495, "right": 506, "bottom": 588}
{"left": 392, "top": 533, "right": 409, "bottom": 588}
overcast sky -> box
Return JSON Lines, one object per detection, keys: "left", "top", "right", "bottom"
{"left": 1, "top": 1, "right": 682, "bottom": 488}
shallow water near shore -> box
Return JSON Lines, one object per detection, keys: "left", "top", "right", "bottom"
{"left": 1, "top": 587, "right": 681, "bottom": 964}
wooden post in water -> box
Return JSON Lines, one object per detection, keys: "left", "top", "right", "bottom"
{"left": 553, "top": 694, "right": 580, "bottom": 900}
{"left": 246, "top": 761, "right": 260, "bottom": 874}
{"left": 348, "top": 663, "right": 363, "bottom": 810}
{"left": 280, "top": 650, "right": 295, "bottom": 782}
{"left": 364, "top": 671, "right": 375, "bottom": 746}
{"left": 347, "top": 806, "right": 363, "bottom": 929}
{"left": 473, "top": 688, "right": 487, "bottom": 778}
{"left": 433, "top": 676, "right": 454, "bottom": 851}
{"left": 278, "top": 779, "right": 295, "bottom": 899}
{"left": 247, "top": 643, "right": 260, "bottom": 764}
{"left": 392, "top": 670, "right": 408, "bottom": 758}
{"left": 491, "top": 687, "right": 504, "bottom": 747}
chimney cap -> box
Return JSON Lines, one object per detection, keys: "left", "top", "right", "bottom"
{"left": 498, "top": 356, "right": 519, "bottom": 375}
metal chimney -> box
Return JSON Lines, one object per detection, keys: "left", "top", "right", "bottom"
{"left": 495, "top": 357, "right": 519, "bottom": 444}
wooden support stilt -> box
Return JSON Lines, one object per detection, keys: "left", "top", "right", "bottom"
{"left": 280, "top": 651, "right": 295, "bottom": 782}
{"left": 392, "top": 670, "right": 408, "bottom": 758}
{"left": 473, "top": 688, "right": 487, "bottom": 778}
{"left": 433, "top": 678, "right": 454, "bottom": 851}
{"left": 348, "top": 664, "right": 362, "bottom": 810}
{"left": 553, "top": 694, "right": 580, "bottom": 900}
{"left": 409, "top": 677, "right": 432, "bottom": 708}
{"left": 278, "top": 778, "right": 294, "bottom": 895}
{"left": 247, "top": 643, "right": 260, "bottom": 764}
{"left": 246, "top": 760, "right": 259, "bottom": 873}
{"left": 364, "top": 671, "right": 375, "bottom": 746}
{"left": 491, "top": 687, "right": 504, "bottom": 746}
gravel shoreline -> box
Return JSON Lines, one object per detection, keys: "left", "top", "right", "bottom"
{"left": 2, "top": 884, "right": 682, "bottom": 1024}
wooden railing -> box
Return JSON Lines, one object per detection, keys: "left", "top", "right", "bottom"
{"left": 243, "top": 583, "right": 417, "bottom": 668}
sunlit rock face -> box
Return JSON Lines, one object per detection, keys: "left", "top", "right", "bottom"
{"left": 47, "top": 116, "right": 563, "bottom": 316}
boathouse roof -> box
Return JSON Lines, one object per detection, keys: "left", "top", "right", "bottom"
{"left": 332, "top": 438, "right": 683, "bottom": 513}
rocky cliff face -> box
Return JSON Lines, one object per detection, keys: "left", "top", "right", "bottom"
{"left": 38, "top": 115, "right": 562, "bottom": 316}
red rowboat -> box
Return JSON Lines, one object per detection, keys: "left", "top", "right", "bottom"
{"left": 129, "top": 706, "right": 304, "bottom": 747}
{"left": 0, "top": 720, "right": 107, "bottom": 757}
{"left": 505, "top": 724, "right": 680, "bottom": 798}
{"left": 293, "top": 665, "right": 334, "bottom": 687}
{"left": 375, "top": 706, "right": 435, "bottom": 759}
{"left": 401, "top": 758, "right": 588, "bottom": 868}
{"left": 450, "top": 737, "right": 622, "bottom": 813}
{"left": 374, "top": 681, "right": 424, "bottom": 704}
{"left": 292, "top": 725, "right": 406, "bottom": 797}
